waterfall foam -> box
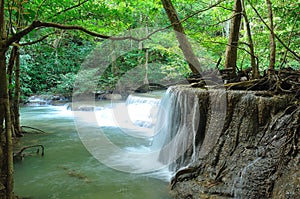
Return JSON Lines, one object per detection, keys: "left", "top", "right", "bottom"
{"left": 152, "top": 86, "right": 200, "bottom": 171}
{"left": 152, "top": 85, "right": 227, "bottom": 172}
{"left": 126, "top": 94, "right": 161, "bottom": 129}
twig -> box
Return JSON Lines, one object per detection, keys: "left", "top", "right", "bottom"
{"left": 47, "top": 0, "right": 89, "bottom": 21}
{"left": 17, "top": 32, "right": 55, "bottom": 46}
{"left": 21, "top": 126, "right": 47, "bottom": 134}
{"left": 14, "top": 144, "right": 45, "bottom": 160}
{"left": 247, "top": 0, "right": 300, "bottom": 61}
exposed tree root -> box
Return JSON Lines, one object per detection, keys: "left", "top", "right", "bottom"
{"left": 13, "top": 145, "right": 45, "bottom": 161}
{"left": 20, "top": 126, "right": 47, "bottom": 134}
{"left": 188, "top": 67, "right": 300, "bottom": 99}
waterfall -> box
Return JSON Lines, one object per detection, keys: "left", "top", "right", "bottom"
{"left": 25, "top": 96, "right": 50, "bottom": 106}
{"left": 75, "top": 86, "right": 226, "bottom": 178}
{"left": 152, "top": 86, "right": 200, "bottom": 171}
{"left": 125, "top": 93, "right": 161, "bottom": 129}
{"left": 152, "top": 85, "right": 226, "bottom": 172}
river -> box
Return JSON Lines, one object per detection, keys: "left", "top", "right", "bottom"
{"left": 14, "top": 93, "right": 172, "bottom": 199}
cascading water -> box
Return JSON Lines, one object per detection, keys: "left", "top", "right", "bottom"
{"left": 152, "top": 86, "right": 200, "bottom": 171}
{"left": 152, "top": 85, "right": 227, "bottom": 174}
{"left": 15, "top": 86, "right": 226, "bottom": 199}
{"left": 15, "top": 96, "right": 172, "bottom": 199}
{"left": 125, "top": 93, "right": 161, "bottom": 130}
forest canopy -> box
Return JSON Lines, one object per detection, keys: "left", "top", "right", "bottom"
{"left": 3, "top": 0, "right": 299, "bottom": 97}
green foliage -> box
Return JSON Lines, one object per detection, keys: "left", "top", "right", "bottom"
{"left": 5, "top": 0, "right": 298, "bottom": 98}
{"left": 97, "top": 47, "right": 191, "bottom": 91}
{"left": 20, "top": 37, "right": 94, "bottom": 96}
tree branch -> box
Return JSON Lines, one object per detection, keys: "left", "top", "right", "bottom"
{"left": 180, "top": 0, "right": 225, "bottom": 24}
{"left": 5, "top": 20, "right": 146, "bottom": 47}
{"left": 247, "top": 0, "right": 300, "bottom": 61}
{"left": 280, "top": 13, "right": 299, "bottom": 68}
{"left": 18, "top": 32, "right": 55, "bottom": 46}
{"left": 47, "top": 0, "right": 89, "bottom": 21}
{"left": 5, "top": 0, "right": 230, "bottom": 50}
{"left": 203, "top": 39, "right": 258, "bottom": 61}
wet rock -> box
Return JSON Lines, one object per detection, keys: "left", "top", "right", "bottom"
{"left": 104, "top": 94, "right": 122, "bottom": 100}
{"left": 166, "top": 85, "right": 298, "bottom": 199}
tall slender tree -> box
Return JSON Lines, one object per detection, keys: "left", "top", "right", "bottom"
{"left": 224, "top": 0, "right": 242, "bottom": 76}
{"left": 266, "top": 0, "right": 276, "bottom": 72}
{"left": 241, "top": 0, "right": 259, "bottom": 79}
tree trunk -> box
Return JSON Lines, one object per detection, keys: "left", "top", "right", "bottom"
{"left": 13, "top": 47, "right": 21, "bottom": 136}
{"left": 7, "top": 47, "right": 18, "bottom": 137}
{"left": 266, "top": 0, "right": 276, "bottom": 72}
{"left": 0, "top": 49, "right": 7, "bottom": 199}
{"left": 0, "top": 49, "right": 14, "bottom": 199}
{"left": 161, "top": 0, "right": 201, "bottom": 74}
{"left": 224, "top": 0, "right": 242, "bottom": 76}
{"left": 0, "top": 0, "right": 14, "bottom": 198}
{"left": 241, "top": 0, "right": 259, "bottom": 79}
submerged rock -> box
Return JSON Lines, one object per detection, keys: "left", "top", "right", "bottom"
{"left": 159, "top": 85, "right": 299, "bottom": 199}
{"left": 103, "top": 93, "right": 122, "bottom": 100}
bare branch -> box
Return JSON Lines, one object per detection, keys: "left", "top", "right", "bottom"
{"left": 203, "top": 39, "right": 258, "bottom": 60}
{"left": 5, "top": 20, "right": 149, "bottom": 48}
{"left": 216, "top": 5, "right": 235, "bottom": 12}
{"left": 47, "top": 0, "right": 89, "bottom": 21}
{"left": 280, "top": 13, "right": 299, "bottom": 68}
{"left": 190, "top": 13, "right": 242, "bottom": 28}
{"left": 247, "top": 0, "right": 300, "bottom": 61}
{"left": 18, "top": 32, "right": 55, "bottom": 46}
{"left": 180, "top": 0, "right": 225, "bottom": 24}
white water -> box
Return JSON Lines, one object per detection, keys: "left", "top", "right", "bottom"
{"left": 80, "top": 88, "right": 202, "bottom": 176}
{"left": 151, "top": 86, "right": 200, "bottom": 171}
{"left": 15, "top": 96, "right": 172, "bottom": 199}
{"left": 16, "top": 87, "right": 219, "bottom": 198}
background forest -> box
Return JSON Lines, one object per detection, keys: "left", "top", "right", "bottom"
{"left": 0, "top": 0, "right": 299, "bottom": 198}
{"left": 10, "top": 0, "right": 299, "bottom": 98}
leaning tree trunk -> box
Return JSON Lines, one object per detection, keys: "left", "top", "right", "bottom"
{"left": 224, "top": 0, "right": 243, "bottom": 77}
{"left": 161, "top": 0, "right": 201, "bottom": 74}
{"left": 266, "top": 0, "right": 276, "bottom": 72}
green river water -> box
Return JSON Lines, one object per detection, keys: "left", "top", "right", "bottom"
{"left": 14, "top": 101, "right": 172, "bottom": 199}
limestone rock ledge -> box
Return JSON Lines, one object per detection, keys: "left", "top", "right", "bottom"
{"left": 168, "top": 85, "right": 299, "bottom": 199}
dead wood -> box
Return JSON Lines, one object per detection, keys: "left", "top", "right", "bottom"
{"left": 21, "top": 126, "right": 47, "bottom": 134}
{"left": 14, "top": 145, "right": 44, "bottom": 161}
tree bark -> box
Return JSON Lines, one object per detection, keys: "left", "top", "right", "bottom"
{"left": 7, "top": 47, "right": 17, "bottom": 137}
{"left": 224, "top": 0, "right": 242, "bottom": 76}
{"left": 13, "top": 46, "right": 21, "bottom": 136}
{"left": 0, "top": 45, "right": 14, "bottom": 199}
{"left": 0, "top": 0, "right": 14, "bottom": 198}
{"left": 266, "top": 0, "right": 276, "bottom": 72}
{"left": 161, "top": 0, "right": 201, "bottom": 74}
{"left": 241, "top": 0, "right": 259, "bottom": 79}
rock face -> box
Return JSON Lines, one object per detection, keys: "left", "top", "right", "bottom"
{"left": 161, "top": 86, "right": 299, "bottom": 199}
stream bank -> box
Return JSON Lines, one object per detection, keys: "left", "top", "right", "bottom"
{"left": 165, "top": 86, "right": 299, "bottom": 198}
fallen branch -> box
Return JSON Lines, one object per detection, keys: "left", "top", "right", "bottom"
{"left": 14, "top": 145, "right": 45, "bottom": 161}
{"left": 21, "top": 126, "right": 47, "bottom": 134}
